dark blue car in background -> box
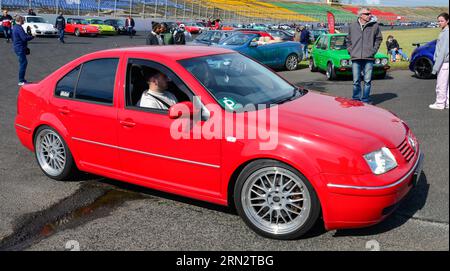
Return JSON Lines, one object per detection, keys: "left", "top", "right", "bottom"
{"left": 409, "top": 40, "right": 437, "bottom": 79}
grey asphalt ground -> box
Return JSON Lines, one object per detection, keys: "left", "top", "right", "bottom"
{"left": 0, "top": 33, "right": 448, "bottom": 251}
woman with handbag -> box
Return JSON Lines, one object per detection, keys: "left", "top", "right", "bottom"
{"left": 12, "top": 15, "right": 34, "bottom": 86}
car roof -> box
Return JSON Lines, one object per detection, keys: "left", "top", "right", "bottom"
{"left": 100, "top": 46, "right": 235, "bottom": 61}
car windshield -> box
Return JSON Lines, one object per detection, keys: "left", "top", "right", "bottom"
{"left": 90, "top": 19, "right": 104, "bottom": 24}
{"left": 330, "top": 36, "right": 347, "bottom": 50}
{"left": 219, "top": 33, "right": 254, "bottom": 46}
{"left": 179, "top": 53, "right": 297, "bottom": 110}
{"left": 73, "top": 19, "right": 88, "bottom": 25}
{"left": 27, "top": 17, "right": 46, "bottom": 23}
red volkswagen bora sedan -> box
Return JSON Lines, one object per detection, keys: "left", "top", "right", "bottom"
{"left": 15, "top": 46, "right": 424, "bottom": 239}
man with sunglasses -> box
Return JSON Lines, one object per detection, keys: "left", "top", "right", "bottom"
{"left": 346, "top": 7, "right": 383, "bottom": 104}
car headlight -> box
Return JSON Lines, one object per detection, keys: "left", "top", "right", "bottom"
{"left": 381, "top": 58, "right": 388, "bottom": 65}
{"left": 375, "top": 58, "right": 381, "bottom": 64}
{"left": 33, "top": 25, "right": 39, "bottom": 29}
{"left": 340, "top": 59, "right": 349, "bottom": 66}
{"left": 363, "top": 147, "right": 398, "bottom": 175}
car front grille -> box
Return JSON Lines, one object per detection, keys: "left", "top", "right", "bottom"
{"left": 397, "top": 138, "right": 415, "bottom": 162}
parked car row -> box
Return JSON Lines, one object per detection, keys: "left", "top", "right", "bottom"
{"left": 12, "top": 16, "right": 139, "bottom": 37}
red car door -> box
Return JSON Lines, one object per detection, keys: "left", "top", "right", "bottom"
{"left": 65, "top": 19, "right": 74, "bottom": 33}
{"left": 50, "top": 54, "right": 123, "bottom": 174}
{"left": 116, "top": 55, "right": 222, "bottom": 200}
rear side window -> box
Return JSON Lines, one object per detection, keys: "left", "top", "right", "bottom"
{"left": 55, "top": 66, "right": 80, "bottom": 98}
{"left": 75, "top": 58, "right": 119, "bottom": 104}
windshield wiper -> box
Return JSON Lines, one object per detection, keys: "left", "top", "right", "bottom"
{"left": 273, "top": 87, "right": 304, "bottom": 105}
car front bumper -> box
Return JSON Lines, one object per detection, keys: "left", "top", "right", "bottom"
{"left": 318, "top": 151, "right": 424, "bottom": 231}
{"left": 35, "top": 30, "right": 58, "bottom": 36}
{"left": 335, "top": 65, "right": 390, "bottom": 75}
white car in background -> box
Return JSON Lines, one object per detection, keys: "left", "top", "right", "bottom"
{"left": 22, "top": 16, "right": 58, "bottom": 36}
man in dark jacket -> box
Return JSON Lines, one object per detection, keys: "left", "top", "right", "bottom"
{"left": 146, "top": 23, "right": 165, "bottom": 45}
{"left": 173, "top": 24, "right": 187, "bottom": 45}
{"left": 54, "top": 12, "right": 66, "bottom": 43}
{"left": 1, "top": 9, "right": 13, "bottom": 43}
{"left": 346, "top": 7, "right": 383, "bottom": 103}
{"left": 299, "top": 26, "right": 311, "bottom": 60}
{"left": 12, "top": 16, "right": 34, "bottom": 85}
{"left": 125, "top": 16, "right": 135, "bottom": 38}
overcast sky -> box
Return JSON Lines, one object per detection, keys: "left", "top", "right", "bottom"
{"left": 293, "top": 0, "right": 448, "bottom": 6}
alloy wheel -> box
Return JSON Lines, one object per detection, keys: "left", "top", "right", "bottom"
{"left": 241, "top": 167, "right": 312, "bottom": 235}
{"left": 35, "top": 129, "right": 67, "bottom": 177}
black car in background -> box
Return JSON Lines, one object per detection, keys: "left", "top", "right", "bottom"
{"left": 104, "top": 19, "right": 136, "bottom": 35}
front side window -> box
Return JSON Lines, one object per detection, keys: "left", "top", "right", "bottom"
{"left": 75, "top": 58, "right": 119, "bottom": 104}
{"left": 125, "top": 59, "right": 192, "bottom": 111}
{"left": 320, "top": 37, "right": 328, "bottom": 50}
{"left": 315, "top": 36, "right": 323, "bottom": 49}
{"left": 179, "top": 53, "right": 297, "bottom": 110}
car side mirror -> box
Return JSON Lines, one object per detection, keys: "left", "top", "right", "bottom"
{"left": 168, "top": 101, "right": 198, "bottom": 119}
{"left": 249, "top": 41, "right": 258, "bottom": 47}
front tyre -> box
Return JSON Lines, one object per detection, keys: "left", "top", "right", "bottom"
{"left": 34, "top": 126, "right": 78, "bottom": 181}
{"left": 326, "top": 62, "right": 337, "bottom": 80}
{"left": 234, "top": 160, "right": 321, "bottom": 239}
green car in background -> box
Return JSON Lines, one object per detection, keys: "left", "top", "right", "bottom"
{"left": 309, "top": 33, "right": 390, "bottom": 80}
{"left": 86, "top": 18, "right": 117, "bottom": 35}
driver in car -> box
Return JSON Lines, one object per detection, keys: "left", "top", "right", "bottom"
{"left": 138, "top": 71, "right": 178, "bottom": 110}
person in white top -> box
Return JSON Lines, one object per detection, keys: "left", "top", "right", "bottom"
{"left": 138, "top": 72, "right": 178, "bottom": 110}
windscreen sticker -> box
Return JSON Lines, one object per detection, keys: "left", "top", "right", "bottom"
{"left": 219, "top": 97, "right": 241, "bottom": 111}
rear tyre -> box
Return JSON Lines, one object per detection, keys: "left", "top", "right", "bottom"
{"left": 285, "top": 54, "right": 299, "bottom": 71}
{"left": 234, "top": 159, "right": 321, "bottom": 240}
{"left": 34, "top": 126, "right": 78, "bottom": 181}
{"left": 74, "top": 28, "right": 80, "bottom": 37}
{"left": 413, "top": 57, "right": 434, "bottom": 79}
{"left": 326, "top": 62, "right": 337, "bottom": 80}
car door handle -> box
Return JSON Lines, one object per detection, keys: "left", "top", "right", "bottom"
{"left": 58, "top": 107, "right": 70, "bottom": 115}
{"left": 120, "top": 120, "right": 136, "bottom": 128}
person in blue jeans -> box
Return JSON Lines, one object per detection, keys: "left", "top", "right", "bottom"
{"left": 346, "top": 8, "right": 383, "bottom": 104}
{"left": 299, "top": 26, "right": 311, "bottom": 60}
{"left": 12, "top": 16, "right": 34, "bottom": 85}
{"left": 352, "top": 60, "right": 374, "bottom": 103}
{"left": 386, "top": 35, "right": 409, "bottom": 62}
{"left": 54, "top": 12, "right": 66, "bottom": 43}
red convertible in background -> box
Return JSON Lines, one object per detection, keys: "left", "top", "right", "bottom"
{"left": 15, "top": 46, "right": 423, "bottom": 240}
{"left": 65, "top": 18, "right": 99, "bottom": 37}
{"left": 179, "top": 22, "right": 201, "bottom": 34}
